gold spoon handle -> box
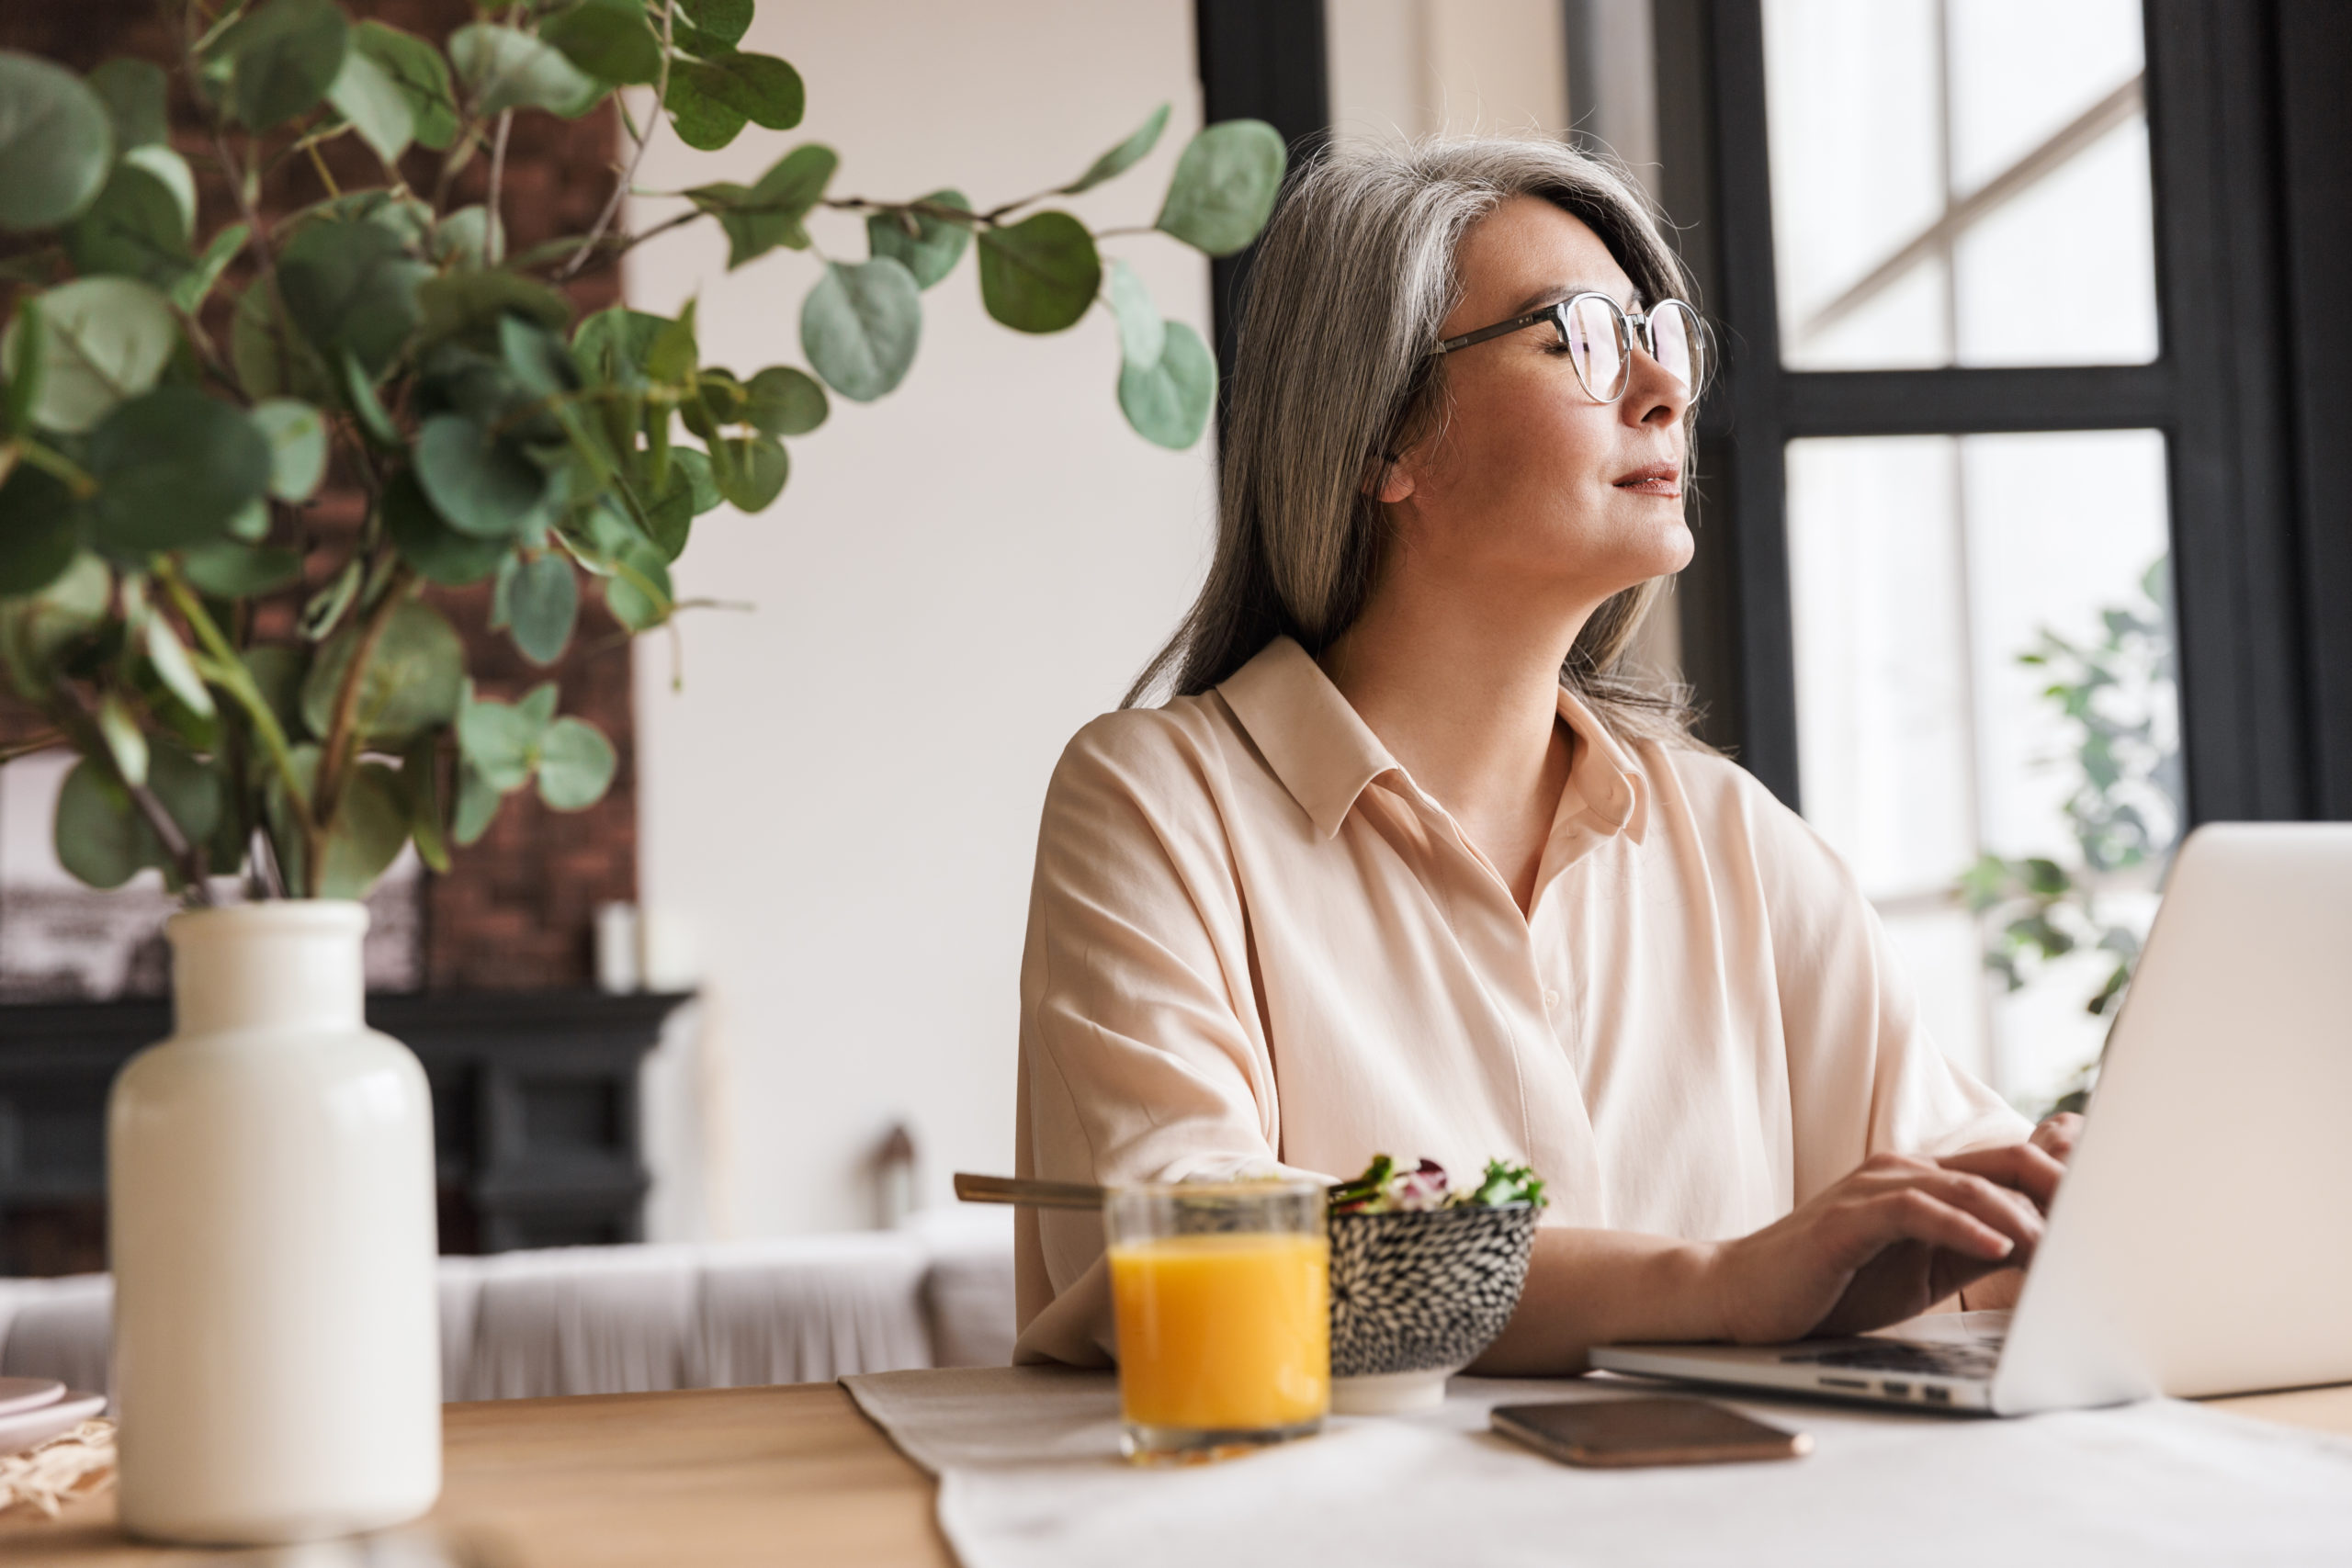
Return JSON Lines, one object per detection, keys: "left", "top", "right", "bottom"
{"left": 953, "top": 1172, "right": 1109, "bottom": 1211}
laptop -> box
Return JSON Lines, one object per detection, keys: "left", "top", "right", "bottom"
{"left": 1591, "top": 822, "right": 2352, "bottom": 1416}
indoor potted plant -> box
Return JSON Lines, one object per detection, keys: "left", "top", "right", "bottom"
{"left": 0, "top": 0, "right": 1280, "bottom": 1541}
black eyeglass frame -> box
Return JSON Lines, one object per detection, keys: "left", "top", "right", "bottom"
{"left": 1431, "top": 292, "right": 1704, "bottom": 402}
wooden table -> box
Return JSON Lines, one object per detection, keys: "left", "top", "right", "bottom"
{"left": 6, "top": 1381, "right": 2349, "bottom": 1566}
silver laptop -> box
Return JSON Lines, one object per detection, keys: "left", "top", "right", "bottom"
{"left": 1592, "top": 823, "right": 2352, "bottom": 1416}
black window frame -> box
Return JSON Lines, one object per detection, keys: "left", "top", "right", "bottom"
{"left": 1653, "top": 0, "right": 2352, "bottom": 825}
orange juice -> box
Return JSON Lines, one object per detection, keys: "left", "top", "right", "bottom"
{"left": 1109, "top": 1232, "right": 1330, "bottom": 1432}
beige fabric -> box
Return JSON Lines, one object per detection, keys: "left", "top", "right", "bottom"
{"left": 1014, "top": 636, "right": 2028, "bottom": 1365}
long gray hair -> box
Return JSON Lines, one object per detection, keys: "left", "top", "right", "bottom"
{"left": 1125, "top": 136, "right": 1702, "bottom": 746}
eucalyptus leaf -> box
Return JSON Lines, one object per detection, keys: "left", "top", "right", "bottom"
{"left": 1063, "top": 103, "right": 1169, "bottom": 195}
{"left": 678, "top": 0, "right": 752, "bottom": 46}
{"left": 231, "top": 278, "right": 336, "bottom": 403}
{"left": 743, "top": 365, "right": 827, "bottom": 436}
{"left": 865, "top": 189, "right": 970, "bottom": 289}
{"left": 146, "top": 740, "right": 226, "bottom": 870}
{"left": 673, "top": 51, "right": 802, "bottom": 130}
{"left": 0, "top": 466, "right": 80, "bottom": 596}
{"left": 403, "top": 732, "right": 451, "bottom": 874}
{"left": 217, "top": 0, "right": 351, "bottom": 130}
{"left": 87, "top": 58, "right": 167, "bottom": 150}
{"left": 433, "top": 205, "right": 502, "bottom": 269}
{"left": 646, "top": 302, "right": 698, "bottom": 384}
{"left": 977, "top": 211, "right": 1100, "bottom": 333}
{"left": 505, "top": 554, "right": 579, "bottom": 665}
{"left": 224, "top": 499, "right": 269, "bottom": 542}
{"left": 662, "top": 70, "right": 745, "bottom": 151}
{"left": 121, "top": 144, "right": 198, "bottom": 237}
{"left": 642, "top": 464, "right": 695, "bottom": 559}
{"left": 300, "top": 596, "right": 465, "bottom": 747}
{"left": 172, "top": 221, "right": 249, "bottom": 314}
{"left": 604, "top": 537, "right": 673, "bottom": 630}
{"left": 315, "top": 761, "right": 410, "bottom": 898}
{"left": 142, "top": 612, "right": 216, "bottom": 718}
{"left": 800, "top": 257, "right": 921, "bottom": 402}
{"left": 687, "top": 141, "right": 837, "bottom": 269}
{"left": 277, "top": 218, "right": 429, "bottom": 378}
{"left": 449, "top": 25, "right": 604, "bottom": 118}
{"left": 351, "top": 22, "right": 458, "bottom": 151}
{"left": 179, "top": 540, "right": 303, "bottom": 597}
{"left": 3, "top": 299, "right": 39, "bottom": 433}
{"left": 414, "top": 412, "right": 553, "bottom": 539}
{"left": 300, "top": 557, "right": 361, "bottom": 641}
{"left": 87, "top": 388, "right": 274, "bottom": 553}
{"left": 251, "top": 397, "right": 328, "bottom": 501}
{"left": 418, "top": 269, "right": 572, "bottom": 351}
{"left": 382, "top": 468, "right": 505, "bottom": 585}
{"left": 458, "top": 687, "right": 543, "bottom": 791}
{"left": 573, "top": 305, "right": 671, "bottom": 385}
{"left": 499, "top": 314, "right": 578, "bottom": 400}
{"left": 96, "top": 691, "right": 148, "bottom": 788}
{"left": 1105, "top": 258, "right": 1165, "bottom": 367}
{"left": 243, "top": 643, "right": 310, "bottom": 740}
{"left": 1156, "top": 119, "right": 1287, "bottom": 257}
{"left": 54, "top": 759, "right": 141, "bottom": 888}
{"left": 0, "top": 51, "right": 115, "bottom": 232}
{"left": 537, "top": 716, "right": 616, "bottom": 810}
{"left": 1114, "top": 297, "right": 1216, "bottom": 448}
{"left": 326, "top": 47, "right": 414, "bottom": 165}
{"left": 0, "top": 554, "right": 108, "bottom": 694}
{"left": 544, "top": 0, "right": 663, "bottom": 85}
{"left": 66, "top": 162, "right": 193, "bottom": 288}
{"left": 711, "top": 434, "right": 786, "bottom": 511}
{"left": 453, "top": 761, "right": 503, "bottom": 845}
{"left": 341, "top": 350, "right": 402, "bottom": 447}
{"left": 3, "top": 276, "right": 178, "bottom": 434}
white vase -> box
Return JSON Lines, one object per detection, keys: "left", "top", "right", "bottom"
{"left": 108, "top": 900, "right": 441, "bottom": 1544}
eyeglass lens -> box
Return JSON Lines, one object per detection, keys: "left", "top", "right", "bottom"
{"left": 1558, "top": 297, "right": 1701, "bottom": 400}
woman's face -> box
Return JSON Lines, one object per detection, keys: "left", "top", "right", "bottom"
{"left": 1384, "top": 195, "right": 1694, "bottom": 612}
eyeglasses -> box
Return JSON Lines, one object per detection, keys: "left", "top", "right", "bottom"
{"left": 1432, "top": 293, "right": 1703, "bottom": 403}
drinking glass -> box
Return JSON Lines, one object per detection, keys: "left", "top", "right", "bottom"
{"left": 1104, "top": 1179, "right": 1329, "bottom": 1462}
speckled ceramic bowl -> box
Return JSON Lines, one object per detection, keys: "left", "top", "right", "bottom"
{"left": 1327, "top": 1202, "right": 1541, "bottom": 1413}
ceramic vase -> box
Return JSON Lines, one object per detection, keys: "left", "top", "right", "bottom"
{"left": 108, "top": 901, "right": 440, "bottom": 1544}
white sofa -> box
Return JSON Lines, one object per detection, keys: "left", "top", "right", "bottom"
{"left": 0, "top": 1209, "right": 1015, "bottom": 1404}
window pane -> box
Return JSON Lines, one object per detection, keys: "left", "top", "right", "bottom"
{"left": 1763, "top": 0, "right": 2158, "bottom": 370}
{"left": 1786, "top": 431, "right": 2181, "bottom": 1109}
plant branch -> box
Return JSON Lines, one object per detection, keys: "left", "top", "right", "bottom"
{"left": 312, "top": 558, "right": 415, "bottom": 837}
{"left": 561, "top": 3, "right": 675, "bottom": 279}
{"left": 0, "top": 729, "right": 69, "bottom": 763}
{"left": 51, "top": 682, "right": 213, "bottom": 901}
{"left": 10, "top": 438, "right": 99, "bottom": 499}
{"left": 155, "top": 562, "right": 311, "bottom": 819}
{"left": 824, "top": 196, "right": 986, "bottom": 229}
{"left": 484, "top": 110, "right": 514, "bottom": 265}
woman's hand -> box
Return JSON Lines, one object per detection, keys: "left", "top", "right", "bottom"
{"left": 1706, "top": 1141, "right": 2068, "bottom": 1344}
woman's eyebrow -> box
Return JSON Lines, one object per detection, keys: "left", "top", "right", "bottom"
{"left": 1504, "top": 282, "right": 1643, "bottom": 316}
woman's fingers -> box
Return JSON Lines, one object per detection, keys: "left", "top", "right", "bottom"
{"left": 1938, "top": 1141, "right": 2066, "bottom": 1211}
{"left": 1830, "top": 1166, "right": 2044, "bottom": 1268}
{"left": 2030, "top": 1111, "right": 2084, "bottom": 1164}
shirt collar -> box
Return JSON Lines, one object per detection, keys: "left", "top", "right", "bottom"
{"left": 1216, "top": 636, "right": 1649, "bottom": 845}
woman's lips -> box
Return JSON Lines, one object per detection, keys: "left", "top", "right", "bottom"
{"left": 1613, "top": 462, "right": 1682, "bottom": 498}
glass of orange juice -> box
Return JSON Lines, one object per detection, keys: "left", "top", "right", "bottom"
{"left": 1106, "top": 1179, "right": 1329, "bottom": 1462}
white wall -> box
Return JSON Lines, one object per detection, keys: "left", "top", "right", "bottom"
{"left": 623, "top": 0, "right": 1216, "bottom": 1235}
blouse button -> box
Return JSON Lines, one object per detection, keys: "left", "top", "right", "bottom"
{"left": 1542, "top": 988, "right": 1561, "bottom": 1010}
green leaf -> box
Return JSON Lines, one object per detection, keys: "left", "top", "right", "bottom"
{"left": 452, "top": 761, "right": 503, "bottom": 845}
{"left": 0, "top": 553, "right": 108, "bottom": 696}
{"left": 498, "top": 313, "right": 578, "bottom": 400}
{"left": 505, "top": 554, "right": 578, "bottom": 665}
{"left": 977, "top": 211, "right": 1100, "bottom": 333}
{"left": 1064, "top": 103, "right": 1169, "bottom": 195}
{"left": 351, "top": 22, "right": 458, "bottom": 151}
{"left": 432, "top": 204, "right": 502, "bottom": 269}
{"left": 54, "top": 758, "right": 142, "bottom": 888}
{"left": 414, "top": 413, "right": 555, "bottom": 540}
{"left": 86, "top": 58, "right": 167, "bottom": 150}
{"left": 1105, "top": 258, "right": 1164, "bottom": 367}
{"left": 537, "top": 715, "right": 615, "bottom": 810}
{"left": 865, "top": 188, "right": 970, "bottom": 290}
{"left": 123, "top": 144, "right": 198, "bottom": 238}
{"left": 458, "top": 684, "right": 545, "bottom": 791}
{"left": 678, "top": 0, "right": 752, "bottom": 46}
{"left": 142, "top": 612, "right": 215, "bottom": 717}
{"left": 66, "top": 161, "right": 193, "bottom": 288}
{"left": 232, "top": 277, "right": 336, "bottom": 403}
{"left": 402, "top": 732, "right": 450, "bottom": 874}
{"left": 417, "top": 268, "right": 572, "bottom": 351}
{"left": 250, "top": 397, "right": 328, "bottom": 502}
{"left": 646, "top": 301, "right": 698, "bottom": 384}
{"left": 672, "top": 51, "right": 802, "bottom": 131}
{"left": 687, "top": 141, "right": 838, "bottom": 269}
{"left": 171, "top": 221, "right": 250, "bottom": 315}
{"left": 326, "top": 47, "right": 414, "bottom": 166}
{"left": 243, "top": 643, "right": 310, "bottom": 739}
{"left": 381, "top": 468, "right": 504, "bottom": 585}
{"left": 341, "top": 350, "right": 402, "bottom": 447}
{"left": 662, "top": 69, "right": 745, "bottom": 151}
{"left": 3, "top": 297, "right": 41, "bottom": 433}
{"left": 87, "top": 388, "right": 275, "bottom": 554}
{"left": 673, "top": 446, "right": 719, "bottom": 513}
{"left": 96, "top": 690, "right": 148, "bottom": 787}
{"left": 2, "top": 276, "right": 177, "bottom": 434}
{"left": 0, "top": 465, "right": 80, "bottom": 596}
{"left": 544, "top": 0, "right": 663, "bottom": 85}
{"left": 572, "top": 305, "right": 671, "bottom": 385}
{"left": 1156, "top": 119, "right": 1286, "bottom": 257}
{"left": 300, "top": 557, "right": 361, "bottom": 641}
{"left": 0, "top": 52, "right": 115, "bottom": 232}
{"left": 711, "top": 434, "right": 786, "bottom": 511}
{"left": 604, "top": 537, "right": 673, "bottom": 630}
{"left": 316, "top": 760, "right": 410, "bottom": 898}
{"left": 800, "top": 257, "right": 921, "bottom": 402}
{"left": 277, "top": 218, "right": 429, "bottom": 379}
{"left": 216, "top": 0, "right": 351, "bottom": 130}
{"left": 300, "top": 597, "right": 465, "bottom": 747}
{"left": 449, "top": 24, "right": 604, "bottom": 118}
{"left": 742, "top": 365, "right": 827, "bottom": 436}
{"left": 178, "top": 540, "right": 303, "bottom": 596}
{"left": 642, "top": 465, "right": 695, "bottom": 558}
{"left": 148, "top": 739, "right": 226, "bottom": 871}
{"left": 1117, "top": 318, "right": 1216, "bottom": 449}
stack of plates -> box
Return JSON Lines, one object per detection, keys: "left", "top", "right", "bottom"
{"left": 0, "top": 1378, "right": 106, "bottom": 1455}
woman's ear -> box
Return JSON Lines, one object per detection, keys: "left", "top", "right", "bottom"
{"left": 1362, "top": 452, "right": 1417, "bottom": 504}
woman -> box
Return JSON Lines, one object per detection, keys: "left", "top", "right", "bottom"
{"left": 1012, "top": 137, "right": 2077, "bottom": 1371}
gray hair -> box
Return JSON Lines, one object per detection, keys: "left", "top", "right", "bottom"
{"left": 1125, "top": 135, "right": 1702, "bottom": 746}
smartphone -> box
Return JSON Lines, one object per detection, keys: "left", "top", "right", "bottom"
{"left": 1490, "top": 1396, "right": 1811, "bottom": 1468}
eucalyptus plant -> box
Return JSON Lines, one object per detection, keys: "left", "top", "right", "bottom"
{"left": 0, "top": 0, "right": 1282, "bottom": 903}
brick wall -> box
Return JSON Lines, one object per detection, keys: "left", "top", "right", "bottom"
{"left": 0, "top": 0, "right": 637, "bottom": 990}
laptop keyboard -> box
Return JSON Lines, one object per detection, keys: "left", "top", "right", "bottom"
{"left": 1780, "top": 1340, "right": 2001, "bottom": 1380}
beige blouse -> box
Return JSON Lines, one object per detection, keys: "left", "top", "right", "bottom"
{"left": 1012, "top": 636, "right": 2028, "bottom": 1366}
